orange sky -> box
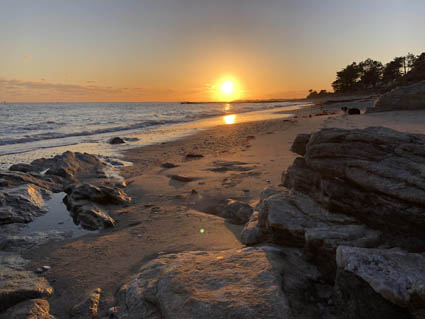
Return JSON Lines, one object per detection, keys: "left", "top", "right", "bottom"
{"left": 1, "top": 1, "right": 425, "bottom": 102}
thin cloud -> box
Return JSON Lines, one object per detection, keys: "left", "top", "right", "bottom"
{"left": 23, "top": 55, "right": 32, "bottom": 60}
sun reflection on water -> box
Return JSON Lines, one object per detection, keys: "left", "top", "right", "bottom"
{"left": 223, "top": 114, "right": 236, "bottom": 124}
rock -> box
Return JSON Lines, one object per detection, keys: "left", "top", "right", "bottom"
{"left": 370, "top": 80, "right": 425, "bottom": 112}
{"left": 258, "top": 189, "right": 356, "bottom": 247}
{"left": 347, "top": 108, "right": 360, "bottom": 115}
{"left": 29, "top": 151, "right": 106, "bottom": 182}
{"left": 185, "top": 153, "right": 204, "bottom": 159}
{"left": 0, "top": 298, "right": 55, "bottom": 319}
{"left": 71, "top": 204, "right": 115, "bottom": 230}
{"left": 334, "top": 246, "right": 425, "bottom": 318}
{"left": 220, "top": 199, "right": 253, "bottom": 225}
{"left": 0, "top": 252, "right": 53, "bottom": 312}
{"left": 0, "top": 184, "right": 51, "bottom": 225}
{"left": 8, "top": 163, "right": 35, "bottom": 173}
{"left": 169, "top": 175, "right": 193, "bottom": 182}
{"left": 161, "top": 162, "right": 179, "bottom": 169}
{"left": 283, "top": 127, "right": 425, "bottom": 241}
{"left": 304, "top": 225, "right": 381, "bottom": 280}
{"left": 113, "top": 246, "right": 322, "bottom": 319}
{"left": 70, "top": 288, "right": 102, "bottom": 319}
{"left": 240, "top": 210, "right": 267, "bottom": 245}
{"left": 210, "top": 160, "right": 256, "bottom": 172}
{"left": 0, "top": 171, "right": 54, "bottom": 192}
{"left": 290, "top": 133, "right": 311, "bottom": 156}
{"left": 64, "top": 183, "right": 131, "bottom": 206}
{"left": 109, "top": 137, "right": 125, "bottom": 145}
{"left": 0, "top": 230, "right": 71, "bottom": 252}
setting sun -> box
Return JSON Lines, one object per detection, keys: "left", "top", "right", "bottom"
{"left": 221, "top": 81, "right": 234, "bottom": 94}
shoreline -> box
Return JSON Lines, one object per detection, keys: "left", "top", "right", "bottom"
{"left": 2, "top": 97, "right": 425, "bottom": 317}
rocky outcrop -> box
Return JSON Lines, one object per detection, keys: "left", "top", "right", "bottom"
{"left": 334, "top": 246, "right": 425, "bottom": 318}
{"left": 10, "top": 151, "right": 107, "bottom": 184}
{"left": 0, "top": 184, "right": 51, "bottom": 225}
{"left": 283, "top": 127, "right": 425, "bottom": 243}
{"left": 240, "top": 210, "right": 266, "bottom": 245}
{"left": 70, "top": 288, "right": 102, "bottom": 319}
{"left": 370, "top": 80, "right": 425, "bottom": 112}
{"left": 290, "top": 133, "right": 311, "bottom": 156}
{"left": 220, "top": 199, "right": 253, "bottom": 225}
{"left": 112, "top": 246, "right": 328, "bottom": 319}
{"left": 108, "top": 137, "right": 125, "bottom": 144}
{"left": 63, "top": 183, "right": 130, "bottom": 230}
{"left": 0, "top": 252, "right": 53, "bottom": 312}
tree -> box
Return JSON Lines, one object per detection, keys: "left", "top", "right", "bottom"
{"left": 332, "top": 62, "right": 361, "bottom": 93}
{"left": 358, "top": 59, "right": 383, "bottom": 88}
{"left": 382, "top": 57, "right": 404, "bottom": 84}
{"left": 404, "top": 52, "right": 425, "bottom": 82}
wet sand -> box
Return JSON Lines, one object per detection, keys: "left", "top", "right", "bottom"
{"left": 23, "top": 101, "right": 425, "bottom": 317}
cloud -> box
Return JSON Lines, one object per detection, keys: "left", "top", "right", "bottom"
{"left": 23, "top": 55, "right": 32, "bottom": 60}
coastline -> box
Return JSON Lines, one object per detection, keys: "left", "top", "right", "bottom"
{"left": 2, "top": 97, "right": 425, "bottom": 317}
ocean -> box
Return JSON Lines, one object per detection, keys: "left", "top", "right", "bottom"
{"left": 0, "top": 101, "right": 311, "bottom": 169}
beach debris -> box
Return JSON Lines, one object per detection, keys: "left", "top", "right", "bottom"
{"left": 185, "top": 153, "right": 204, "bottom": 159}
{"left": 108, "top": 137, "right": 126, "bottom": 144}
{"left": 170, "top": 175, "right": 193, "bottom": 182}
{"left": 161, "top": 162, "right": 179, "bottom": 169}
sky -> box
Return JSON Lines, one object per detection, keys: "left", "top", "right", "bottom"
{"left": 1, "top": 0, "right": 425, "bottom": 102}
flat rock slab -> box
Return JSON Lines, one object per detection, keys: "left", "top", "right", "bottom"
{"left": 113, "top": 246, "right": 322, "bottom": 319}
{"left": 0, "top": 252, "right": 53, "bottom": 312}
{"left": 259, "top": 189, "right": 356, "bottom": 247}
{"left": 336, "top": 246, "right": 425, "bottom": 314}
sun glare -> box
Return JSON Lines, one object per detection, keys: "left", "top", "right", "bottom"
{"left": 223, "top": 114, "right": 236, "bottom": 124}
{"left": 221, "top": 81, "right": 234, "bottom": 94}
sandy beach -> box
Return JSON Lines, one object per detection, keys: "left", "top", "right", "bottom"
{"left": 9, "top": 99, "right": 421, "bottom": 317}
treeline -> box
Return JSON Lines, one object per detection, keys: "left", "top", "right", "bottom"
{"left": 307, "top": 52, "right": 425, "bottom": 98}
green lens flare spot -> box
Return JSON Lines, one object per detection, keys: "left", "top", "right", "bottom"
{"left": 200, "top": 228, "right": 205, "bottom": 234}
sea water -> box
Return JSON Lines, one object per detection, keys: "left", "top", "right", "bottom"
{"left": 0, "top": 101, "right": 311, "bottom": 168}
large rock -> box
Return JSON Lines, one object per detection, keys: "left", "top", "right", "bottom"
{"left": 63, "top": 183, "right": 130, "bottom": 230}
{"left": 240, "top": 210, "right": 267, "bottom": 245}
{"left": 112, "top": 246, "right": 324, "bottom": 319}
{"left": 305, "top": 225, "right": 381, "bottom": 280}
{"left": 0, "top": 252, "right": 53, "bottom": 312}
{"left": 219, "top": 199, "right": 253, "bottom": 225}
{"left": 0, "top": 184, "right": 51, "bottom": 225}
{"left": 0, "top": 170, "right": 55, "bottom": 191}
{"left": 11, "top": 151, "right": 107, "bottom": 183}
{"left": 284, "top": 127, "right": 425, "bottom": 241}
{"left": 64, "top": 183, "right": 131, "bottom": 206}
{"left": 290, "top": 133, "right": 311, "bottom": 156}
{"left": 370, "top": 80, "right": 425, "bottom": 112}
{"left": 258, "top": 189, "right": 356, "bottom": 247}
{"left": 334, "top": 246, "right": 425, "bottom": 318}
{"left": 0, "top": 298, "right": 55, "bottom": 319}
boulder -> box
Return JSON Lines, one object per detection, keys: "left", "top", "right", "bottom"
{"left": 370, "top": 80, "right": 425, "bottom": 112}
{"left": 8, "top": 163, "right": 35, "bottom": 173}
{"left": 71, "top": 204, "right": 115, "bottom": 230}
{"left": 109, "top": 137, "right": 125, "bottom": 145}
{"left": 0, "top": 298, "right": 55, "bottom": 319}
{"left": 240, "top": 210, "right": 267, "bottom": 245}
{"left": 70, "top": 288, "right": 102, "bottom": 319}
{"left": 219, "top": 199, "right": 253, "bottom": 225}
{"left": 112, "top": 246, "right": 323, "bottom": 319}
{"left": 0, "top": 170, "right": 54, "bottom": 192}
{"left": 64, "top": 183, "right": 131, "bottom": 206}
{"left": 304, "top": 225, "right": 381, "bottom": 280}
{"left": 0, "top": 184, "right": 51, "bottom": 225}
{"left": 284, "top": 127, "right": 425, "bottom": 241}
{"left": 22, "top": 151, "right": 107, "bottom": 183}
{"left": 334, "top": 246, "right": 425, "bottom": 318}
{"left": 290, "top": 133, "right": 311, "bottom": 156}
{"left": 0, "top": 252, "right": 53, "bottom": 312}
{"left": 258, "top": 189, "right": 356, "bottom": 247}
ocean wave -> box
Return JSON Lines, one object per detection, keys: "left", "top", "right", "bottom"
{"left": 0, "top": 119, "right": 185, "bottom": 146}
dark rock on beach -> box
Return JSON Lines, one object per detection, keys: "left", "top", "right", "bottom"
{"left": 109, "top": 137, "right": 126, "bottom": 144}
{"left": 70, "top": 288, "right": 102, "bottom": 319}
{"left": 220, "top": 199, "right": 253, "bottom": 225}
{"left": 0, "top": 298, "right": 55, "bottom": 319}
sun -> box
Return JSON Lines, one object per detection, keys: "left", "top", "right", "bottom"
{"left": 221, "top": 81, "right": 234, "bottom": 95}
